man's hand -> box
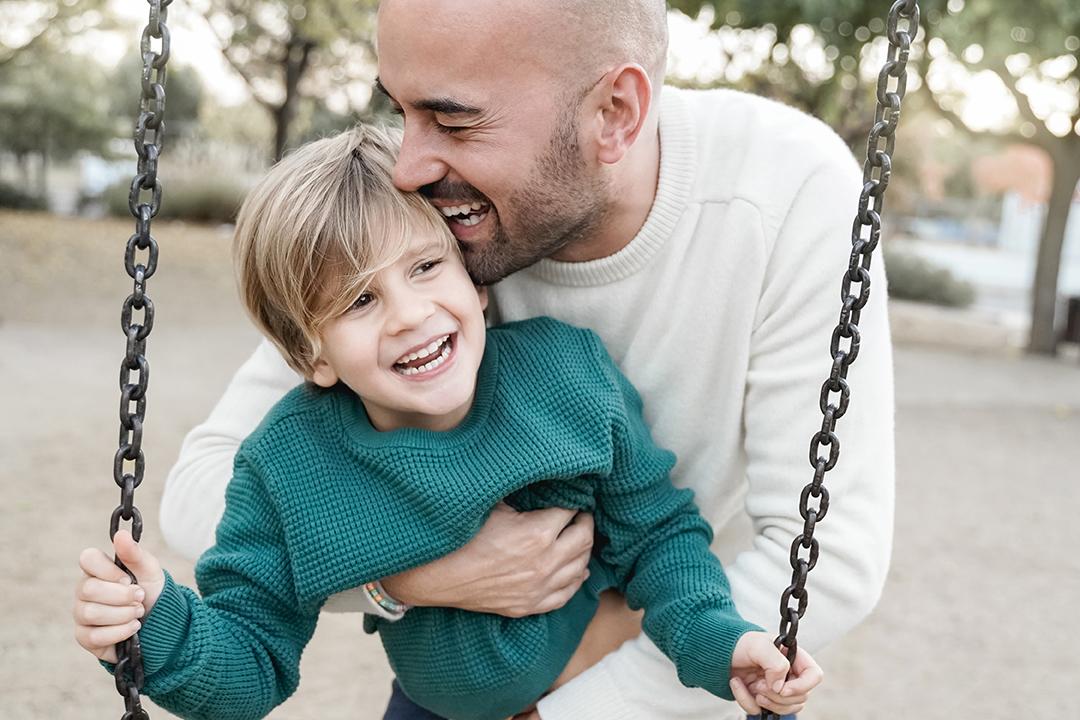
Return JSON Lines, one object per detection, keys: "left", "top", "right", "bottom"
{"left": 381, "top": 503, "right": 594, "bottom": 617}
{"left": 728, "top": 631, "right": 822, "bottom": 717}
{"left": 73, "top": 530, "right": 166, "bottom": 664}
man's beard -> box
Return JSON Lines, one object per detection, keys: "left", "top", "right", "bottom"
{"left": 427, "top": 107, "right": 610, "bottom": 286}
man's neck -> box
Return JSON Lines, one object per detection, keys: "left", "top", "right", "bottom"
{"left": 551, "top": 123, "right": 662, "bottom": 263}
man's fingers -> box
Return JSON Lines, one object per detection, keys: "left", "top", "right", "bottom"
{"left": 729, "top": 677, "right": 761, "bottom": 715}
{"left": 528, "top": 506, "right": 583, "bottom": 540}
{"left": 552, "top": 512, "right": 594, "bottom": 556}
{"left": 534, "top": 578, "right": 583, "bottom": 615}
{"left": 79, "top": 547, "right": 131, "bottom": 584}
{"left": 548, "top": 548, "right": 591, "bottom": 595}
{"left": 76, "top": 576, "right": 145, "bottom": 605}
{"left": 74, "top": 600, "right": 145, "bottom": 627}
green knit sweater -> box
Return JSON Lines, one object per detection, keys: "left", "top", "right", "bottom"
{"left": 130, "top": 318, "right": 760, "bottom": 720}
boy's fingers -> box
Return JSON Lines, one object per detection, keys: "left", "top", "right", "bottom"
{"left": 751, "top": 642, "right": 791, "bottom": 693}
{"left": 76, "top": 577, "right": 144, "bottom": 605}
{"left": 75, "top": 619, "right": 141, "bottom": 652}
{"left": 74, "top": 600, "right": 145, "bottom": 627}
{"left": 729, "top": 677, "right": 761, "bottom": 715}
{"left": 78, "top": 547, "right": 131, "bottom": 584}
{"left": 782, "top": 648, "right": 824, "bottom": 694}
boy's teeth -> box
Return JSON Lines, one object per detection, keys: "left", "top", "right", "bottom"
{"left": 395, "top": 339, "right": 453, "bottom": 376}
{"left": 399, "top": 335, "right": 449, "bottom": 364}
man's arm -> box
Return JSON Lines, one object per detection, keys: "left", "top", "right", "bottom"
{"left": 160, "top": 340, "right": 299, "bottom": 560}
{"left": 538, "top": 152, "right": 894, "bottom": 719}
{"left": 162, "top": 340, "right": 594, "bottom": 617}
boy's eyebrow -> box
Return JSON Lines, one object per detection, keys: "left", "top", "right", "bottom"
{"left": 374, "top": 77, "right": 482, "bottom": 116}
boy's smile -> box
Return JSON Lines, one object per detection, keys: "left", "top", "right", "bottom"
{"left": 311, "top": 233, "right": 487, "bottom": 432}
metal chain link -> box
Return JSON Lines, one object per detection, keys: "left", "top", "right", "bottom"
{"left": 761, "top": 2, "right": 918, "bottom": 718}
{"left": 111, "top": 1, "right": 171, "bottom": 718}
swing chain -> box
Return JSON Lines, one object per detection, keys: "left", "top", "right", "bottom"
{"left": 764, "top": 2, "right": 918, "bottom": 717}
{"left": 111, "top": 1, "right": 172, "bottom": 718}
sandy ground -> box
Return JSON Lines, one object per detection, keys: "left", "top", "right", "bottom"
{"left": 2, "top": 211, "right": 1079, "bottom": 719}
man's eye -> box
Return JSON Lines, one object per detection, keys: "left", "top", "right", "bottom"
{"left": 434, "top": 121, "right": 465, "bottom": 135}
{"left": 350, "top": 292, "right": 375, "bottom": 310}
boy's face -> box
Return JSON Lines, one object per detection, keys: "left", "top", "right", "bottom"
{"left": 311, "top": 233, "right": 488, "bottom": 432}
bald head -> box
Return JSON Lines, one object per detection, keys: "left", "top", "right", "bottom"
{"left": 553, "top": 0, "right": 669, "bottom": 85}
{"left": 379, "top": 0, "right": 668, "bottom": 90}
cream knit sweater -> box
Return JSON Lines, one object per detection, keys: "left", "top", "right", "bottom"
{"left": 160, "top": 86, "right": 895, "bottom": 720}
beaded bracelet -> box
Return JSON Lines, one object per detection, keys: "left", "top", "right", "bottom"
{"left": 364, "top": 580, "right": 410, "bottom": 614}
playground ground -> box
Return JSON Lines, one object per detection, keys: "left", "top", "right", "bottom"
{"left": 2, "top": 210, "right": 1078, "bottom": 719}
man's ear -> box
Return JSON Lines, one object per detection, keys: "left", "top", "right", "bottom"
{"left": 591, "top": 63, "right": 653, "bottom": 166}
{"left": 310, "top": 356, "right": 339, "bottom": 388}
{"left": 476, "top": 284, "right": 489, "bottom": 311}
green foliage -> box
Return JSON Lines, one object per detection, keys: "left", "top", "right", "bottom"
{"left": 107, "top": 51, "right": 204, "bottom": 139}
{"left": 0, "top": 0, "right": 119, "bottom": 66}
{"left": 199, "top": 0, "right": 381, "bottom": 159}
{"left": 883, "top": 246, "right": 975, "bottom": 307}
{"left": 0, "top": 47, "right": 115, "bottom": 159}
{"left": 103, "top": 175, "right": 249, "bottom": 224}
{"left": 0, "top": 180, "right": 46, "bottom": 210}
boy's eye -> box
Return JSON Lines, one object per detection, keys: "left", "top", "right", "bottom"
{"left": 350, "top": 292, "right": 375, "bottom": 311}
{"left": 415, "top": 259, "right": 442, "bottom": 275}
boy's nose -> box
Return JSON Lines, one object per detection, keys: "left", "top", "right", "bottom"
{"left": 385, "top": 290, "right": 435, "bottom": 335}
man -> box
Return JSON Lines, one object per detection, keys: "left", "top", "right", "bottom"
{"left": 160, "top": 1, "right": 895, "bottom": 718}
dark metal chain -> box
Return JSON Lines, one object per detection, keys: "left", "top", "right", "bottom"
{"left": 111, "top": 1, "right": 171, "bottom": 718}
{"left": 762, "top": 2, "right": 918, "bottom": 717}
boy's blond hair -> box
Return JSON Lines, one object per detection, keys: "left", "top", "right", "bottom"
{"left": 233, "top": 125, "right": 457, "bottom": 377}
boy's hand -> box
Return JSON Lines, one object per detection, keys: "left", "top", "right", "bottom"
{"left": 729, "top": 631, "right": 823, "bottom": 717}
{"left": 73, "top": 530, "right": 166, "bottom": 664}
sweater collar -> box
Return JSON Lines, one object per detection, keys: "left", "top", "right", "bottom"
{"left": 521, "top": 87, "right": 697, "bottom": 287}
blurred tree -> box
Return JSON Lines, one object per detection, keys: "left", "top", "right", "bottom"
{"left": 917, "top": 1, "right": 1080, "bottom": 354}
{"left": 0, "top": 0, "right": 118, "bottom": 67}
{"left": 193, "top": 0, "right": 379, "bottom": 161}
{"left": 670, "top": 0, "right": 1080, "bottom": 355}
{"left": 0, "top": 47, "right": 113, "bottom": 195}
{"left": 107, "top": 50, "right": 204, "bottom": 140}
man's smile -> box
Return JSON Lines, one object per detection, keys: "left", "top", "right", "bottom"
{"left": 437, "top": 201, "right": 492, "bottom": 228}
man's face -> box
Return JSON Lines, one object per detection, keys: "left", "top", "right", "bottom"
{"left": 376, "top": 0, "right": 610, "bottom": 285}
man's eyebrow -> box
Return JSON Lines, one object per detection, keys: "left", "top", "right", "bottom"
{"left": 373, "top": 77, "right": 481, "bottom": 116}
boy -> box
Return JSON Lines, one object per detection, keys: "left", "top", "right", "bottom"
{"left": 74, "top": 126, "right": 821, "bottom": 720}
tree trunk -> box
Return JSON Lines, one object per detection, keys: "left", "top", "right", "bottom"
{"left": 1028, "top": 145, "right": 1080, "bottom": 355}
{"left": 271, "top": 37, "right": 315, "bottom": 162}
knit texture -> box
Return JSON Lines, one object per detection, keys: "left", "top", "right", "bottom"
{"left": 134, "top": 317, "right": 759, "bottom": 720}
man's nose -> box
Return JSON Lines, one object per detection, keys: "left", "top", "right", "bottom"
{"left": 393, "top": 128, "right": 449, "bottom": 192}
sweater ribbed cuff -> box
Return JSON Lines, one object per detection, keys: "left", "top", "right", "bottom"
{"left": 535, "top": 661, "right": 640, "bottom": 720}
{"left": 136, "top": 570, "right": 193, "bottom": 677}
{"left": 674, "top": 609, "right": 762, "bottom": 700}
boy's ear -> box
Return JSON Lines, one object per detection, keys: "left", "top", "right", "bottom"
{"left": 476, "top": 285, "right": 489, "bottom": 311}
{"left": 310, "top": 356, "right": 339, "bottom": 388}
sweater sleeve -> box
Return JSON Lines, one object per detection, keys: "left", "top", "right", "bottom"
{"left": 724, "top": 156, "right": 895, "bottom": 651}
{"left": 134, "top": 453, "right": 320, "bottom": 720}
{"left": 158, "top": 340, "right": 401, "bottom": 620}
{"left": 589, "top": 337, "right": 761, "bottom": 700}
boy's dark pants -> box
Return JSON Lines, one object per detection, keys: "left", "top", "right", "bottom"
{"left": 382, "top": 679, "right": 797, "bottom": 720}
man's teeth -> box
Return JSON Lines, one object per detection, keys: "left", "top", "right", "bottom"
{"left": 439, "top": 202, "right": 489, "bottom": 221}
{"left": 395, "top": 335, "right": 452, "bottom": 376}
